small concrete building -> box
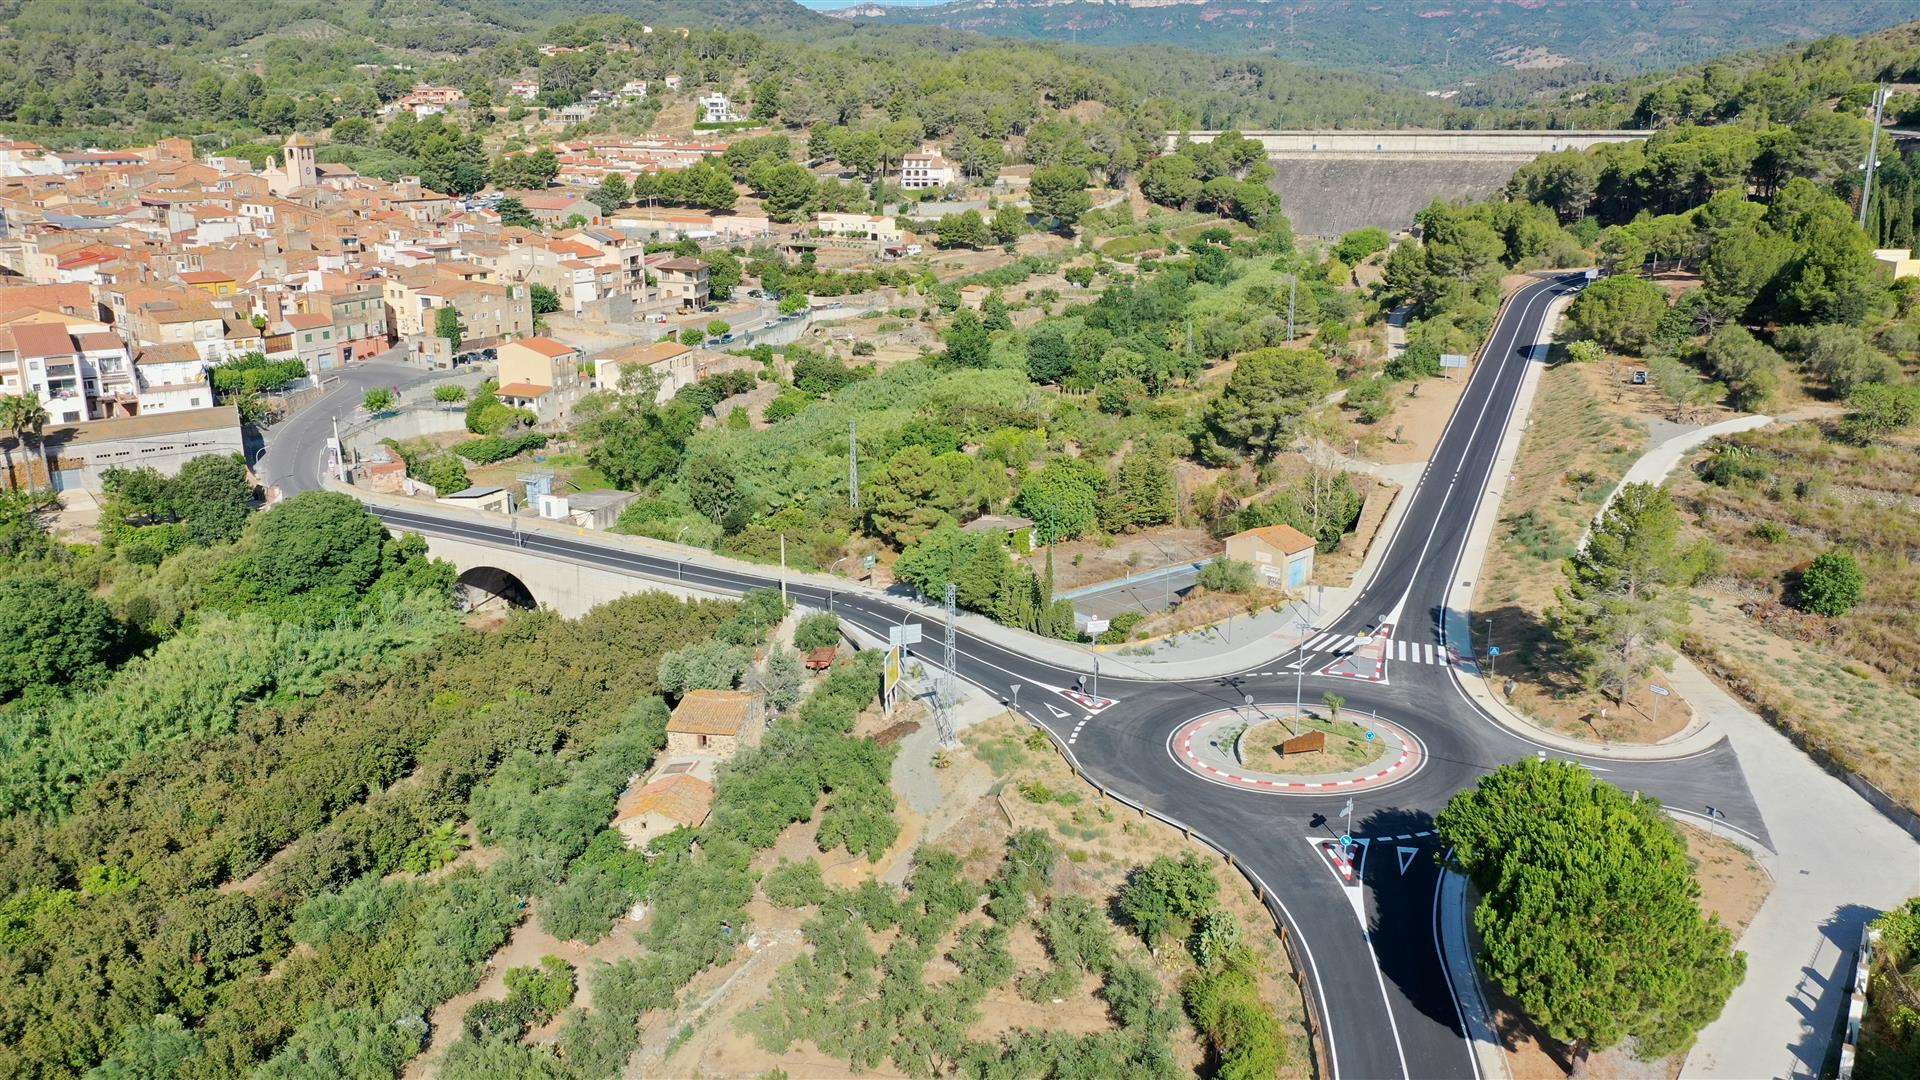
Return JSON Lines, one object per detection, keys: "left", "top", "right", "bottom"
{"left": 1223, "top": 523, "right": 1316, "bottom": 588}
{"left": 665, "top": 689, "right": 767, "bottom": 759}
{"left": 437, "top": 484, "right": 514, "bottom": 514}
{"left": 1873, "top": 248, "right": 1920, "bottom": 279}
{"left": 611, "top": 772, "right": 714, "bottom": 850}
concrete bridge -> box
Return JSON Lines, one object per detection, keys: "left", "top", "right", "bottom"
{"left": 332, "top": 487, "right": 743, "bottom": 618}
{"left": 1166, "top": 129, "right": 1649, "bottom": 238}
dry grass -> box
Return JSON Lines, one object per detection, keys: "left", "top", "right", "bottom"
{"left": 1471, "top": 360, "right": 1690, "bottom": 741}
{"left": 1665, "top": 421, "right": 1920, "bottom": 811}
{"left": 1239, "top": 715, "right": 1388, "bottom": 776}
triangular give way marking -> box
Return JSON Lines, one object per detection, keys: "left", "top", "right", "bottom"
{"left": 1396, "top": 846, "right": 1419, "bottom": 875}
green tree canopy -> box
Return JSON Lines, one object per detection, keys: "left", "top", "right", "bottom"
{"left": 0, "top": 575, "right": 123, "bottom": 700}
{"left": 1437, "top": 759, "right": 1743, "bottom": 1058}
{"left": 1202, "top": 347, "right": 1337, "bottom": 460}
{"left": 1566, "top": 274, "right": 1668, "bottom": 355}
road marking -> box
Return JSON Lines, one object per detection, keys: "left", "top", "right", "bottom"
{"left": 1045, "top": 704, "right": 1068, "bottom": 719}
{"left": 1397, "top": 846, "right": 1420, "bottom": 875}
{"left": 1424, "top": 642, "right": 1437, "bottom": 664}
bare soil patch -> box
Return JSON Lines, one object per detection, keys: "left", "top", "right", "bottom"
{"left": 1362, "top": 369, "right": 1473, "bottom": 466}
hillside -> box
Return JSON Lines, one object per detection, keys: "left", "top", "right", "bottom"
{"left": 826, "top": 0, "right": 1920, "bottom": 85}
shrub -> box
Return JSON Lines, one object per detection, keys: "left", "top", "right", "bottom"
{"left": 452, "top": 432, "right": 548, "bottom": 464}
{"left": 1196, "top": 556, "right": 1256, "bottom": 594}
{"left": 1799, "top": 550, "right": 1864, "bottom": 617}
{"left": 762, "top": 860, "right": 828, "bottom": 907}
{"left": 793, "top": 611, "right": 842, "bottom": 650}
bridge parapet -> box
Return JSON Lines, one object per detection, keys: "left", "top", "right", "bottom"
{"left": 1167, "top": 129, "right": 1646, "bottom": 157}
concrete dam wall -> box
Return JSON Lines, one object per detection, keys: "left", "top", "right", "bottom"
{"left": 1269, "top": 154, "right": 1531, "bottom": 238}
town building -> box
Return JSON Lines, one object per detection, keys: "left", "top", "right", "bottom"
{"left": 648, "top": 256, "right": 710, "bottom": 311}
{"left": 496, "top": 336, "right": 582, "bottom": 419}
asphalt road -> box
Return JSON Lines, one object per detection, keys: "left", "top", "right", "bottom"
{"left": 282, "top": 273, "right": 1771, "bottom": 1078}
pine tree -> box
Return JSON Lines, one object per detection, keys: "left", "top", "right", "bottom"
{"left": 1548, "top": 483, "right": 1693, "bottom": 703}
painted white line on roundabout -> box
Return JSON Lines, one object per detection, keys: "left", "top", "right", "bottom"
{"left": 1163, "top": 706, "right": 1430, "bottom": 797}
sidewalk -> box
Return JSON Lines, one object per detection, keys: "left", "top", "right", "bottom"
{"left": 1676, "top": 653, "right": 1920, "bottom": 1079}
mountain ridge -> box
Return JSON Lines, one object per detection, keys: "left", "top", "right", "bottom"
{"left": 822, "top": 0, "right": 1920, "bottom": 84}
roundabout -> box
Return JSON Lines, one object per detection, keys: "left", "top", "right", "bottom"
{"left": 1167, "top": 704, "right": 1426, "bottom": 794}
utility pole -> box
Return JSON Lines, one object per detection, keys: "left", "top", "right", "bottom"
{"left": 779, "top": 533, "right": 788, "bottom": 604}
{"left": 847, "top": 419, "right": 859, "bottom": 511}
{"left": 330, "top": 413, "right": 347, "bottom": 482}
{"left": 1286, "top": 274, "right": 1297, "bottom": 343}
{"left": 1860, "top": 83, "right": 1889, "bottom": 230}
{"left": 936, "top": 583, "right": 958, "bottom": 744}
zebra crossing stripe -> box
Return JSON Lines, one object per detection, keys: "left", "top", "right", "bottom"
{"left": 1424, "top": 643, "right": 1436, "bottom": 664}
{"left": 1307, "top": 632, "right": 1337, "bottom": 651}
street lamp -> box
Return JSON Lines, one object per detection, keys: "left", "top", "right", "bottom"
{"left": 1293, "top": 620, "right": 1317, "bottom": 737}
{"left": 828, "top": 555, "right": 852, "bottom": 610}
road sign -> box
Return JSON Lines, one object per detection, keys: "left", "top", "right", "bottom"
{"left": 1085, "top": 617, "right": 1110, "bottom": 635}
{"left": 1339, "top": 797, "right": 1353, "bottom": 818}
{"left": 1339, "top": 834, "right": 1352, "bottom": 848}
{"left": 1584, "top": 267, "right": 1599, "bottom": 281}
{"left": 882, "top": 647, "right": 903, "bottom": 713}
{"left": 888, "top": 623, "right": 923, "bottom": 648}
{"left": 1648, "top": 684, "right": 1671, "bottom": 697}
{"left": 1439, "top": 353, "right": 1470, "bottom": 369}
{"left": 863, "top": 554, "right": 878, "bottom": 569}
{"left": 1364, "top": 729, "right": 1376, "bottom": 741}
{"left": 1487, "top": 646, "right": 1501, "bottom": 657}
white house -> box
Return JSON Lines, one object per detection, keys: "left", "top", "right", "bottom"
{"left": 697, "top": 92, "right": 736, "bottom": 124}
{"left": 901, "top": 146, "right": 957, "bottom": 189}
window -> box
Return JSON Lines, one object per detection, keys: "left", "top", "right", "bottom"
{"left": 303, "top": 333, "right": 312, "bottom": 343}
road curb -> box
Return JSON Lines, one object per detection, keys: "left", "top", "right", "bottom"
{"left": 1437, "top": 867, "right": 1511, "bottom": 1080}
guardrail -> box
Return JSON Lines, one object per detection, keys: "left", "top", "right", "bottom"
{"left": 1838, "top": 925, "right": 1878, "bottom": 1079}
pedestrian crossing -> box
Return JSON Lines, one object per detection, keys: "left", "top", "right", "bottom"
{"left": 1296, "top": 632, "right": 1452, "bottom": 666}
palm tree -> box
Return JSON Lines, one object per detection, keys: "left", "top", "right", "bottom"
{"left": 0, "top": 395, "right": 49, "bottom": 497}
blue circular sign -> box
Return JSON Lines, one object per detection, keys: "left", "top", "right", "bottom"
{"left": 1364, "top": 730, "right": 1376, "bottom": 741}
{"left": 1339, "top": 834, "right": 1352, "bottom": 847}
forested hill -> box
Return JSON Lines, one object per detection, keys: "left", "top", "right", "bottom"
{"left": 827, "top": 0, "right": 1920, "bottom": 86}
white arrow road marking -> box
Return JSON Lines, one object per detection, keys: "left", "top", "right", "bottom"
{"left": 1397, "top": 846, "right": 1420, "bottom": 875}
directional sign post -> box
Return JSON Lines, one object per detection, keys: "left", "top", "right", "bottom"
{"left": 1648, "top": 682, "right": 1670, "bottom": 728}
{"left": 1339, "top": 797, "right": 1354, "bottom": 849}
{"left": 1439, "top": 353, "right": 1469, "bottom": 378}
{"left": 888, "top": 623, "right": 923, "bottom": 649}
{"left": 1009, "top": 683, "right": 1021, "bottom": 711}
{"left": 1487, "top": 644, "right": 1501, "bottom": 677}
{"left": 1085, "top": 617, "right": 1110, "bottom": 637}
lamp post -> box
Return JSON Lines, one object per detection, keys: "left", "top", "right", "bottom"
{"left": 829, "top": 555, "right": 851, "bottom": 610}
{"left": 1293, "top": 620, "right": 1316, "bottom": 737}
